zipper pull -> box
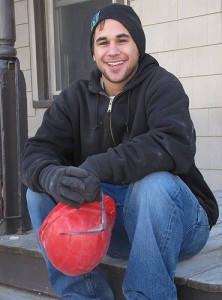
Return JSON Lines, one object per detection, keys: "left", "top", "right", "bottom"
{"left": 107, "top": 99, "right": 113, "bottom": 112}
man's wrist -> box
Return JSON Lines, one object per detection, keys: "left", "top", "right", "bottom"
{"left": 38, "top": 164, "right": 58, "bottom": 192}
{"left": 79, "top": 158, "right": 98, "bottom": 177}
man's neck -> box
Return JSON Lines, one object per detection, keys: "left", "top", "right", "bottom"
{"left": 101, "top": 76, "right": 124, "bottom": 96}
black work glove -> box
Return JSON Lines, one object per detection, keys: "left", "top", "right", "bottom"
{"left": 78, "top": 166, "right": 101, "bottom": 203}
{"left": 39, "top": 165, "right": 88, "bottom": 208}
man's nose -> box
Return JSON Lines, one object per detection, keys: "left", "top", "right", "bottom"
{"left": 107, "top": 42, "right": 120, "bottom": 55}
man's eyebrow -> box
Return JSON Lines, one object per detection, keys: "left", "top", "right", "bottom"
{"left": 96, "top": 36, "right": 107, "bottom": 43}
{"left": 116, "top": 33, "right": 130, "bottom": 39}
{"left": 95, "top": 33, "right": 130, "bottom": 43}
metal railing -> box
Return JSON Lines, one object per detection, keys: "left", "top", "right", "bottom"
{"left": 0, "top": 0, "right": 31, "bottom": 234}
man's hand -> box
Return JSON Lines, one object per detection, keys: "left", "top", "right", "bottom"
{"left": 39, "top": 165, "right": 88, "bottom": 208}
{"left": 79, "top": 161, "right": 101, "bottom": 202}
{"left": 78, "top": 168, "right": 101, "bottom": 202}
{"left": 39, "top": 165, "right": 101, "bottom": 207}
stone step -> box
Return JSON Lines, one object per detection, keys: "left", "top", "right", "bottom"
{"left": 0, "top": 231, "right": 58, "bottom": 298}
{"left": 0, "top": 283, "right": 57, "bottom": 300}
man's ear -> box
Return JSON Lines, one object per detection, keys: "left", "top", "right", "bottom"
{"left": 93, "top": 55, "right": 96, "bottom": 61}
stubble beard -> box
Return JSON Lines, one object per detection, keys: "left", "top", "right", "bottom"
{"left": 100, "top": 63, "right": 139, "bottom": 85}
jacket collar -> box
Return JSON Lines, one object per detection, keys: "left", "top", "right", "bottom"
{"left": 88, "top": 53, "right": 159, "bottom": 94}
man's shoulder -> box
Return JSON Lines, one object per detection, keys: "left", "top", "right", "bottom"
{"left": 57, "top": 79, "right": 91, "bottom": 99}
{"left": 147, "top": 65, "right": 181, "bottom": 87}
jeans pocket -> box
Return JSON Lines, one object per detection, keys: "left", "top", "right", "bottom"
{"left": 179, "top": 205, "right": 210, "bottom": 260}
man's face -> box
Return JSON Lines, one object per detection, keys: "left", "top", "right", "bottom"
{"left": 93, "top": 19, "right": 140, "bottom": 95}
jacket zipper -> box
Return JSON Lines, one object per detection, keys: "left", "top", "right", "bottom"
{"left": 107, "top": 97, "right": 116, "bottom": 146}
{"left": 100, "top": 92, "right": 117, "bottom": 146}
{"left": 109, "top": 110, "right": 116, "bottom": 147}
{"left": 107, "top": 98, "right": 126, "bottom": 185}
{"left": 107, "top": 99, "right": 113, "bottom": 113}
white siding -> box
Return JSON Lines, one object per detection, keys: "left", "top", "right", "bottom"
{"left": 131, "top": 0, "right": 222, "bottom": 190}
{"left": 14, "top": 0, "right": 46, "bottom": 136}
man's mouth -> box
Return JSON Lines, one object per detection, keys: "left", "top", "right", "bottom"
{"left": 107, "top": 61, "right": 125, "bottom": 67}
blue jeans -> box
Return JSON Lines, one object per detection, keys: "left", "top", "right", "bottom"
{"left": 26, "top": 171, "right": 210, "bottom": 300}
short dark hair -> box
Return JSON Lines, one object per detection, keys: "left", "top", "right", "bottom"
{"left": 90, "top": 20, "right": 105, "bottom": 55}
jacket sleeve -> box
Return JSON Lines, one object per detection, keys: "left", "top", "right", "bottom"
{"left": 21, "top": 93, "right": 78, "bottom": 192}
{"left": 82, "top": 79, "right": 196, "bottom": 184}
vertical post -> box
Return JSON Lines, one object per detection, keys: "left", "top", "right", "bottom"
{"left": 0, "top": 0, "right": 31, "bottom": 234}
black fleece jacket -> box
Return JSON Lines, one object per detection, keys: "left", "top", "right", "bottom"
{"left": 21, "top": 54, "right": 218, "bottom": 227}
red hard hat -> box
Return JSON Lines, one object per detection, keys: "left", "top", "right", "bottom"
{"left": 39, "top": 194, "right": 116, "bottom": 276}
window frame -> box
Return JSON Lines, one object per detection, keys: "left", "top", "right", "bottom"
{"left": 29, "top": 0, "right": 130, "bottom": 108}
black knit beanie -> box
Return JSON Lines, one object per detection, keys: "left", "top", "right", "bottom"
{"left": 90, "top": 3, "right": 146, "bottom": 58}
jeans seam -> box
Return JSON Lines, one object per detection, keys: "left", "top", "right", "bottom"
{"left": 85, "top": 273, "right": 95, "bottom": 297}
{"left": 159, "top": 206, "right": 177, "bottom": 255}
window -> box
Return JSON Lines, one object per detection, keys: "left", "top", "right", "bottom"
{"left": 31, "top": 0, "right": 127, "bottom": 107}
{"left": 54, "top": 0, "right": 113, "bottom": 91}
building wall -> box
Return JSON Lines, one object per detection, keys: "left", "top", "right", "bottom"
{"left": 14, "top": 0, "right": 47, "bottom": 138}
{"left": 14, "top": 0, "right": 222, "bottom": 190}
{"left": 131, "top": 0, "right": 222, "bottom": 190}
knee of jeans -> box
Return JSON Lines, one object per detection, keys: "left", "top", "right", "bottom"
{"left": 26, "top": 189, "right": 56, "bottom": 214}
{"left": 26, "top": 189, "right": 44, "bottom": 205}
{"left": 126, "top": 171, "right": 181, "bottom": 215}
{"left": 135, "top": 171, "right": 179, "bottom": 197}
{"left": 26, "top": 189, "right": 57, "bottom": 232}
{"left": 26, "top": 189, "right": 42, "bottom": 213}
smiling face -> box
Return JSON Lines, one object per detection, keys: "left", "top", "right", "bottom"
{"left": 93, "top": 19, "right": 140, "bottom": 96}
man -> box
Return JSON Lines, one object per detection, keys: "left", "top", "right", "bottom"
{"left": 22, "top": 3, "right": 218, "bottom": 300}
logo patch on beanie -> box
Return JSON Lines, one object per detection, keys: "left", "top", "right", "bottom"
{"left": 91, "top": 11, "right": 100, "bottom": 32}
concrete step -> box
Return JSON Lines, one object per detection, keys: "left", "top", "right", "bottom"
{"left": 0, "top": 283, "right": 57, "bottom": 300}
{"left": 0, "top": 231, "right": 58, "bottom": 298}
{"left": 0, "top": 231, "right": 123, "bottom": 299}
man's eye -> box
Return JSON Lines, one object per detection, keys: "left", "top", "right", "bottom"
{"left": 118, "top": 39, "right": 128, "bottom": 44}
{"left": 99, "top": 41, "right": 108, "bottom": 46}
